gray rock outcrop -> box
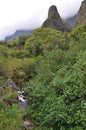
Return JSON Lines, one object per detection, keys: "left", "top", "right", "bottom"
{"left": 4, "top": 79, "right": 16, "bottom": 91}
{"left": 42, "top": 5, "right": 71, "bottom": 32}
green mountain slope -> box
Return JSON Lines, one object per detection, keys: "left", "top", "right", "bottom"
{"left": 0, "top": 25, "right": 86, "bottom": 130}
{"left": 25, "top": 25, "right": 86, "bottom": 130}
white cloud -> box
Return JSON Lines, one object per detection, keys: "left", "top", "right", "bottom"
{"left": 0, "top": 0, "right": 83, "bottom": 40}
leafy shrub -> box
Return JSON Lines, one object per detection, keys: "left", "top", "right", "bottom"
{"left": 25, "top": 25, "right": 86, "bottom": 130}
{"left": 0, "top": 104, "right": 24, "bottom": 130}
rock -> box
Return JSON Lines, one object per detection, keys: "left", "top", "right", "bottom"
{"left": 76, "top": 0, "right": 86, "bottom": 26}
{"left": 0, "top": 87, "right": 4, "bottom": 97}
{"left": 42, "top": 5, "right": 71, "bottom": 32}
{"left": 24, "top": 120, "right": 34, "bottom": 130}
{"left": 4, "top": 79, "right": 16, "bottom": 91}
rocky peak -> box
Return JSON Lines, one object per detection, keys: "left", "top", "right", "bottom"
{"left": 48, "top": 5, "right": 61, "bottom": 20}
{"left": 42, "top": 5, "right": 71, "bottom": 32}
{"left": 76, "top": 0, "right": 86, "bottom": 26}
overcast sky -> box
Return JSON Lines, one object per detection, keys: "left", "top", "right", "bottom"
{"left": 0, "top": 0, "right": 83, "bottom": 40}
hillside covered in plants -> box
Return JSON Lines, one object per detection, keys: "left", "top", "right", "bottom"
{"left": 0, "top": 24, "right": 86, "bottom": 130}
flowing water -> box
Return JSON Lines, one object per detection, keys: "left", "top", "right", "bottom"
{"left": 17, "top": 90, "right": 27, "bottom": 110}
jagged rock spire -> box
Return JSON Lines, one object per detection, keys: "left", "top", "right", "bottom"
{"left": 48, "top": 5, "right": 61, "bottom": 20}
{"left": 42, "top": 5, "right": 71, "bottom": 32}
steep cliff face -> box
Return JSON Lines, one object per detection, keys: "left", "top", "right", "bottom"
{"left": 42, "top": 5, "right": 71, "bottom": 32}
{"left": 76, "top": 0, "right": 86, "bottom": 26}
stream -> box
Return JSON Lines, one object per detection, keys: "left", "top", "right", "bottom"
{"left": 17, "top": 90, "right": 27, "bottom": 110}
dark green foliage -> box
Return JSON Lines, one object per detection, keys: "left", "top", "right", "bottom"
{"left": 24, "top": 25, "right": 86, "bottom": 130}
{"left": 0, "top": 102, "right": 24, "bottom": 130}
{"left": 0, "top": 25, "right": 86, "bottom": 130}
{"left": 0, "top": 28, "right": 65, "bottom": 86}
{"left": 25, "top": 28, "right": 66, "bottom": 56}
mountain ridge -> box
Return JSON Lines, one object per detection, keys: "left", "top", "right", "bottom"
{"left": 5, "top": 30, "right": 33, "bottom": 41}
{"left": 4, "top": 0, "right": 86, "bottom": 41}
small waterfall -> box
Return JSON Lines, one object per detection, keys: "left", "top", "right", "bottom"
{"left": 17, "top": 90, "right": 27, "bottom": 110}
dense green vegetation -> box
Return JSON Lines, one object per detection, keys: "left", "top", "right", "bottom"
{"left": 0, "top": 25, "right": 86, "bottom": 130}
{"left": 25, "top": 26, "right": 86, "bottom": 130}
{"left": 0, "top": 102, "right": 24, "bottom": 130}
{"left": 0, "top": 87, "right": 24, "bottom": 130}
